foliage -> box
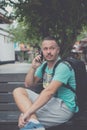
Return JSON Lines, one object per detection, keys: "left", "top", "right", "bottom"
{"left": 9, "top": 20, "right": 29, "bottom": 44}
{"left": 77, "top": 26, "right": 87, "bottom": 41}
{"left": 9, "top": 20, "right": 42, "bottom": 47}
{"left": 1, "top": 0, "right": 87, "bottom": 57}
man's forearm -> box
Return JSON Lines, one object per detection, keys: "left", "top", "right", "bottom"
{"left": 25, "top": 54, "right": 42, "bottom": 87}
{"left": 25, "top": 66, "right": 36, "bottom": 87}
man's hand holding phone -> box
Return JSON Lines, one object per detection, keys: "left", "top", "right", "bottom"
{"left": 32, "top": 54, "right": 43, "bottom": 70}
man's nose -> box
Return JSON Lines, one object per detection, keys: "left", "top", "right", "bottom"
{"left": 47, "top": 49, "right": 51, "bottom": 53}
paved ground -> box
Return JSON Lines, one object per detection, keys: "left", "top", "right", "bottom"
{"left": 0, "top": 62, "right": 31, "bottom": 74}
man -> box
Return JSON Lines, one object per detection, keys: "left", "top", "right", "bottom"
{"left": 13, "top": 36, "right": 79, "bottom": 130}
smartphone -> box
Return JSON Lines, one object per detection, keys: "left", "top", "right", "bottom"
{"left": 39, "top": 50, "right": 43, "bottom": 63}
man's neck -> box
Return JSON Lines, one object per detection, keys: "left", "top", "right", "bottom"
{"left": 47, "top": 58, "right": 59, "bottom": 69}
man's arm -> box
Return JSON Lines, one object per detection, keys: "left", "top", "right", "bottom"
{"left": 25, "top": 55, "right": 42, "bottom": 87}
{"left": 25, "top": 67, "right": 40, "bottom": 87}
{"left": 22, "top": 80, "right": 62, "bottom": 121}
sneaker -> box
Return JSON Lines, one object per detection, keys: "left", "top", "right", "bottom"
{"left": 20, "top": 121, "right": 45, "bottom": 130}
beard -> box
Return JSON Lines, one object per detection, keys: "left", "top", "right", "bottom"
{"left": 45, "top": 54, "right": 58, "bottom": 62}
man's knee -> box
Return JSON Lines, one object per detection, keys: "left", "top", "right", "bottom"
{"left": 13, "top": 87, "right": 26, "bottom": 97}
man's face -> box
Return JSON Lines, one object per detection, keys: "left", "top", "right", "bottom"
{"left": 42, "top": 40, "right": 60, "bottom": 62}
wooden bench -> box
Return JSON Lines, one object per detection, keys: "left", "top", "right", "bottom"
{"left": 0, "top": 73, "right": 26, "bottom": 130}
{"left": 0, "top": 73, "right": 87, "bottom": 130}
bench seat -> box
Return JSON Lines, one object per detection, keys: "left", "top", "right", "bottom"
{"left": 0, "top": 73, "right": 87, "bottom": 130}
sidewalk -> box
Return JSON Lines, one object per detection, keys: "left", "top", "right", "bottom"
{"left": 0, "top": 62, "right": 31, "bottom": 74}
{"left": 0, "top": 62, "right": 87, "bottom": 74}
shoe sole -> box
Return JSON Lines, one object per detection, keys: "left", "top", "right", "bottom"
{"left": 21, "top": 127, "right": 45, "bottom": 130}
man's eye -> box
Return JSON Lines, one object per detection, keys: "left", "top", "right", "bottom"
{"left": 43, "top": 48, "right": 47, "bottom": 51}
{"left": 50, "top": 47, "right": 55, "bottom": 50}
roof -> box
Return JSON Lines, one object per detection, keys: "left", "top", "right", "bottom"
{"left": 0, "top": 9, "right": 12, "bottom": 24}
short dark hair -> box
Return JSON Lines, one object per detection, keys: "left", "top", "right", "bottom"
{"left": 42, "top": 36, "right": 57, "bottom": 41}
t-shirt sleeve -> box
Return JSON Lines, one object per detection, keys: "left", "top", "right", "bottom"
{"left": 52, "top": 62, "right": 72, "bottom": 85}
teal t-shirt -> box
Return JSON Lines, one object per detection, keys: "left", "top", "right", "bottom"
{"left": 35, "top": 61, "right": 79, "bottom": 113}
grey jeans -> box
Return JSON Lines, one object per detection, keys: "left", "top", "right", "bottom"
{"left": 26, "top": 89, "right": 74, "bottom": 128}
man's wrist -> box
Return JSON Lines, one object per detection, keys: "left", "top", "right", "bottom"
{"left": 31, "top": 66, "right": 37, "bottom": 70}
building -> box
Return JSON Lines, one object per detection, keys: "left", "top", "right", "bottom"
{"left": 0, "top": 9, "right": 15, "bottom": 64}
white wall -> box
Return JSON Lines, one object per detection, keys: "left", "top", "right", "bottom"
{"left": 0, "top": 25, "right": 15, "bottom": 62}
{"left": 0, "top": 42, "right": 15, "bottom": 62}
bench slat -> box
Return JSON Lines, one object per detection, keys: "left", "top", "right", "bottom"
{"left": 0, "top": 103, "right": 19, "bottom": 111}
{"left": 0, "top": 83, "right": 24, "bottom": 92}
{"left": 0, "top": 93, "right": 14, "bottom": 103}
{"left": 0, "top": 74, "right": 26, "bottom": 82}
{"left": 0, "top": 111, "right": 20, "bottom": 121}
